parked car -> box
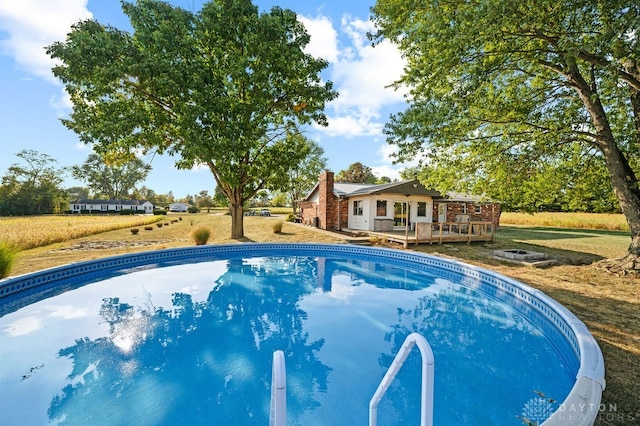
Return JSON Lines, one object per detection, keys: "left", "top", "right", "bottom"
{"left": 259, "top": 209, "right": 271, "bottom": 216}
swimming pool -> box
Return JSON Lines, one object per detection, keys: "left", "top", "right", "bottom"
{"left": 0, "top": 243, "right": 605, "bottom": 425}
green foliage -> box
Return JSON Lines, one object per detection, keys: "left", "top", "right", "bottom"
{"left": 48, "top": 0, "right": 337, "bottom": 239}
{"left": 336, "top": 162, "right": 378, "bottom": 184}
{"left": 279, "top": 135, "right": 327, "bottom": 213}
{"left": 187, "top": 206, "right": 200, "bottom": 213}
{"left": 371, "top": 0, "right": 640, "bottom": 250}
{"left": 270, "top": 193, "right": 289, "bottom": 208}
{"left": 272, "top": 221, "right": 283, "bottom": 233}
{"left": 119, "top": 209, "right": 135, "bottom": 215}
{"left": 153, "top": 209, "right": 167, "bottom": 215}
{"left": 0, "top": 150, "right": 67, "bottom": 216}
{"left": 195, "top": 190, "right": 214, "bottom": 212}
{"left": 71, "top": 153, "right": 151, "bottom": 200}
{"left": 286, "top": 213, "right": 296, "bottom": 222}
{"left": 0, "top": 242, "right": 17, "bottom": 278}
{"left": 192, "top": 226, "right": 211, "bottom": 245}
{"left": 213, "top": 186, "right": 229, "bottom": 208}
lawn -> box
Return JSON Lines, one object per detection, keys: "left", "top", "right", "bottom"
{"left": 2, "top": 212, "right": 639, "bottom": 425}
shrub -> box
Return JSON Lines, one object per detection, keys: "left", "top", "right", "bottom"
{"left": 187, "top": 206, "right": 200, "bottom": 213}
{"left": 156, "top": 223, "right": 163, "bottom": 228}
{"left": 0, "top": 242, "right": 17, "bottom": 278}
{"left": 144, "top": 226, "right": 153, "bottom": 231}
{"left": 192, "top": 227, "right": 211, "bottom": 245}
{"left": 119, "top": 209, "right": 135, "bottom": 215}
{"left": 153, "top": 210, "right": 167, "bottom": 215}
{"left": 131, "top": 228, "right": 140, "bottom": 235}
{"left": 164, "top": 222, "right": 170, "bottom": 226}
{"left": 273, "top": 221, "right": 284, "bottom": 234}
{"left": 286, "top": 213, "right": 296, "bottom": 222}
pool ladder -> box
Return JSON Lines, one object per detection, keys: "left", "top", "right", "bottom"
{"left": 269, "top": 332, "right": 435, "bottom": 426}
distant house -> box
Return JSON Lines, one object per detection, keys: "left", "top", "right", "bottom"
{"left": 169, "top": 202, "right": 190, "bottom": 212}
{"left": 299, "top": 171, "right": 501, "bottom": 232}
{"left": 69, "top": 199, "right": 154, "bottom": 214}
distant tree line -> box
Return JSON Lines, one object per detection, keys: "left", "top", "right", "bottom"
{"left": 0, "top": 150, "right": 624, "bottom": 216}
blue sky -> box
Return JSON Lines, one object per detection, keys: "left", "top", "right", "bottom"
{"left": 0, "top": 0, "right": 411, "bottom": 199}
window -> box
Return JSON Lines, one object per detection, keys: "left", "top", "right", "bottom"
{"left": 475, "top": 205, "right": 482, "bottom": 214}
{"left": 353, "top": 200, "right": 363, "bottom": 216}
{"left": 461, "top": 204, "right": 468, "bottom": 214}
{"left": 376, "top": 200, "right": 387, "bottom": 216}
{"left": 417, "top": 202, "right": 427, "bottom": 217}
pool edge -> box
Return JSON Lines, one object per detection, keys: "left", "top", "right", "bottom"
{"left": 0, "top": 242, "right": 605, "bottom": 424}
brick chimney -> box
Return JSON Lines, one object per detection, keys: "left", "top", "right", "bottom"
{"left": 318, "top": 170, "right": 335, "bottom": 230}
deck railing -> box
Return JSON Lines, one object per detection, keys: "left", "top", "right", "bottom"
{"left": 415, "top": 221, "right": 495, "bottom": 244}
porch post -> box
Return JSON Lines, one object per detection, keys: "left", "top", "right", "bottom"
{"left": 404, "top": 195, "right": 410, "bottom": 248}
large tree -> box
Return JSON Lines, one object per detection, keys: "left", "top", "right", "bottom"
{"left": 372, "top": 0, "right": 640, "bottom": 270}
{"left": 71, "top": 153, "right": 151, "bottom": 200}
{"left": 48, "top": 0, "right": 336, "bottom": 238}
{"left": 336, "top": 162, "right": 378, "bottom": 184}
{"left": 0, "top": 150, "right": 67, "bottom": 216}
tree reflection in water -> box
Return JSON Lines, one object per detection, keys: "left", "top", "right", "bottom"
{"left": 48, "top": 257, "right": 331, "bottom": 425}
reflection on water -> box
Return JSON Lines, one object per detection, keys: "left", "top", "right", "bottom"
{"left": 0, "top": 256, "right": 574, "bottom": 425}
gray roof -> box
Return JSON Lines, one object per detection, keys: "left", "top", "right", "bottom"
{"left": 344, "top": 180, "right": 442, "bottom": 197}
{"left": 301, "top": 179, "right": 498, "bottom": 203}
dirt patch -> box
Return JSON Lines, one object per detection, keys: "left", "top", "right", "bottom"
{"left": 57, "top": 240, "right": 168, "bottom": 251}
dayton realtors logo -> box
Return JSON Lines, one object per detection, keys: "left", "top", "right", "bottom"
{"left": 519, "top": 395, "right": 556, "bottom": 425}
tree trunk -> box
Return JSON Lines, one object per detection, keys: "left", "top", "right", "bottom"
{"left": 229, "top": 202, "right": 245, "bottom": 239}
{"left": 569, "top": 64, "right": 640, "bottom": 260}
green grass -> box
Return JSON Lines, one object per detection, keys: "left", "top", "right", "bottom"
{"left": 496, "top": 225, "right": 629, "bottom": 262}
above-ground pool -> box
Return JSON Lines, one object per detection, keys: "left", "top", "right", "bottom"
{"left": 0, "top": 244, "right": 604, "bottom": 425}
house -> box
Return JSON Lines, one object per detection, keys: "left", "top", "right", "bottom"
{"left": 169, "top": 202, "right": 190, "bottom": 212}
{"left": 299, "top": 171, "right": 501, "bottom": 233}
{"left": 69, "top": 199, "right": 154, "bottom": 214}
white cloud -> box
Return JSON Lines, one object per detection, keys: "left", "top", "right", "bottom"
{"left": 298, "top": 14, "right": 339, "bottom": 63}
{"left": 302, "top": 13, "right": 407, "bottom": 139}
{"left": 0, "top": 0, "right": 92, "bottom": 82}
{"left": 314, "top": 113, "right": 383, "bottom": 138}
{"left": 370, "top": 141, "right": 421, "bottom": 181}
{"left": 50, "top": 86, "right": 72, "bottom": 111}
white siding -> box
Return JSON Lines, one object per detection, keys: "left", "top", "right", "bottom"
{"left": 347, "top": 196, "right": 434, "bottom": 231}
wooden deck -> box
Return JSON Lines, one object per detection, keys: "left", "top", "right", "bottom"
{"left": 367, "top": 221, "right": 496, "bottom": 246}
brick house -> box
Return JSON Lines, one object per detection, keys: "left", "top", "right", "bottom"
{"left": 299, "top": 171, "right": 501, "bottom": 232}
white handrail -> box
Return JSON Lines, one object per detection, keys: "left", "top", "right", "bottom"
{"left": 270, "top": 350, "right": 286, "bottom": 426}
{"left": 369, "top": 333, "right": 435, "bottom": 426}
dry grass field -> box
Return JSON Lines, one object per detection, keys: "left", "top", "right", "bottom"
{"left": 1, "top": 212, "right": 639, "bottom": 425}
{"left": 0, "top": 214, "right": 163, "bottom": 250}
{"left": 501, "top": 211, "right": 630, "bottom": 232}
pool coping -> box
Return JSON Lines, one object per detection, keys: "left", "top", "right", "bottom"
{"left": 0, "top": 243, "right": 605, "bottom": 424}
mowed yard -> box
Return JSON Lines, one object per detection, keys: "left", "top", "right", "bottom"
{"left": 1, "top": 211, "right": 639, "bottom": 425}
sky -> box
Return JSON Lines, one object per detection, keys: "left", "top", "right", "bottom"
{"left": 0, "top": 0, "right": 411, "bottom": 199}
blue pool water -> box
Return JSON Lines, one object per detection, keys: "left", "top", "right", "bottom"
{"left": 0, "top": 249, "right": 576, "bottom": 425}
